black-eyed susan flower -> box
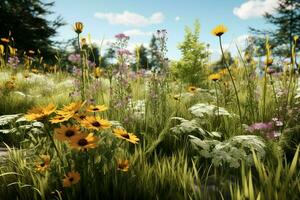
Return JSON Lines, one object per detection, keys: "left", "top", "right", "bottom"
{"left": 73, "top": 112, "right": 89, "bottom": 122}
{"left": 212, "top": 24, "right": 227, "bottom": 37}
{"left": 49, "top": 114, "right": 72, "bottom": 124}
{"left": 56, "top": 101, "right": 85, "bottom": 117}
{"left": 94, "top": 67, "right": 103, "bottom": 79}
{"left": 80, "top": 116, "right": 111, "bottom": 130}
{"left": 208, "top": 73, "right": 221, "bottom": 81}
{"left": 74, "top": 22, "right": 84, "bottom": 34}
{"left": 188, "top": 86, "right": 197, "bottom": 93}
{"left": 5, "top": 80, "right": 15, "bottom": 90}
{"left": 63, "top": 171, "right": 80, "bottom": 187}
{"left": 54, "top": 125, "right": 81, "bottom": 142}
{"left": 117, "top": 159, "right": 129, "bottom": 172}
{"left": 86, "top": 104, "right": 108, "bottom": 113}
{"left": 25, "top": 103, "right": 56, "bottom": 121}
{"left": 113, "top": 128, "right": 139, "bottom": 144}
{"left": 35, "top": 155, "right": 50, "bottom": 172}
{"left": 69, "top": 133, "right": 99, "bottom": 151}
{"left": 265, "top": 58, "right": 273, "bottom": 66}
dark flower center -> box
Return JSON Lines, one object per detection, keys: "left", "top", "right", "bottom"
{"left": 92, "top": 108, "right": 99, "bottom": 111}
{"left": 121, "top": 133, "right": 130, "bottom": 139}
{"left": 79, "top": 115, "right": 86, "bottom": 120}
{"left": 78, "top": 138, "right": 88, "bottom": 146}
{"left": 92, "top": 121, "right": 101, "bottom": 127}
{"left": 40, "top": 162, "right": 45, "bottom": 167}
{"left": 69, "top": 177, "right": 74, "bottom": 182}
{"left": 65, "top": 130, "right": 75, "bottom": 137}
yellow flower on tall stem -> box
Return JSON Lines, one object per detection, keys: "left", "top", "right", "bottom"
{"left": 35, "top": 155, "right": 50, "bottom": 172}
{"left": 211, "top": 24, "right": 227, "bottom": 37}
{"left": 113, "top": 128, "right": 139, "bottom": 144}
{"left": 80, "top": 116, "right": 111, "bottom": 130}
{"left": 69, "top": 133, "right": 99, "bottom": 151}
{"left": 212, "top": 24, "right": 242, "bottom": 126}
{"left": 94, "top": 67, "right": 103, "bottom": 79}
{"left": 25, "top": 103, "right": 56, "bottom": 121}
{"left": 117, "top": 159, "right": 129, "bottom": 172}
{"left": 63, "top": 171, "right": 81, "bottom": 187}
{"left": 208, "top": 73, "right": 221, "bottom": 81}
{"left": 74, "top": 22, "right": 84, "bottom": 34}
{"left": 188, "top": 86, "right": 197, "bottom": 93}
{"left": 86, "top": 104, "right": 108, "bottom": 113}
{"left": 54, "top": 125, "right": 81, "bottom": 142}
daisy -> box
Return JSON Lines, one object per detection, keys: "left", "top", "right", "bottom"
{"left": 113, "top": 128, "right": 139, "bottom": 144}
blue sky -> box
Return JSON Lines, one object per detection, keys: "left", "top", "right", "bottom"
{"left": 48, "top": 0, "right": 278, "bottom": 60}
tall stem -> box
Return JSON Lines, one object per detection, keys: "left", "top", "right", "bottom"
{"left": 218, "top": 36, "right": 242, "bottom": 126}
{"left": 77, "top": 33, "right": 85, "bottom": 101}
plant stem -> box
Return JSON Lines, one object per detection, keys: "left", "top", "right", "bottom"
{"left": 218, "top": 36, "right": 242, "bottom": 126}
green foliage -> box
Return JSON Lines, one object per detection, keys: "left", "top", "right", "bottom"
{"left": 190, "top": 135, "right": 266, "bottom": 168}
{"left": 0, "top": 0, "right": 65, "bottom": 61}
{"left": 250, "top": 0, "right": 300, "bottom": 58}
{"left": 171, "top": 20, "right": 209, "bottom": 86}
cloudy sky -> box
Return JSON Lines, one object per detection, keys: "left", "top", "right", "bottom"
{"left": 49, "top": 0, "right": 279, "bottom": 60}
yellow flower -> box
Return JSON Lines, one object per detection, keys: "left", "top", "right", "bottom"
{"left": 73, "top": 112, "right": 89, "bottom": 122}
{"left": 10, "top": 75, "right": 17, "bottom": 81}
{"left": 49, "top": 114, "right": 72, "bottom": 124}
{"left": 94, "top": 67, "right": 103, "bottom": 79}
{"left": 74, "top": 22, "right": 84, "bottom": 34}
{"left": 113, "top": 128, "right": 139, "bottom": 144}
{"left": 212, "top": 24, "right": 228, "bottom": 37}
{"left": 69, "top": 133, "right": 99, "bottom": 151}
{"left": 35, "top": 155, "right": 50, "bottom": 172}
{"left": 63, "top": 171, "right": 80, "bottom": 187}
{"left": 8, "top": 46, "right": 17, "bottom": 56}
{"left": 25, "top": 103, "right": 56, "bottom": 121}
{"left": 54, "top": 125, "right": 81, "bottom": 142}
{"left": 80, "top": 116, "right": 112, "bottom": 130}
{"left": 208, "top": 73, "right": 221, "bottom": 81}
{"left": 5, "top": 80, "right": 15, "bottom": 90}
{"left": 56, "top": 101, "right": 85, "bottom": 117}
{"left": 173, "top": 94, "right": 180, "bottom": 101}
{"left": 1, "top": 38, "right": 9, "bottom": 43}
{"left": 188, "top": 86, "right": 197, "bottom": 93}
{"left": 31, "top": 68, "right": 39, "bottom": 74}
{"left": 265, "top": 58, "right": 273, "bottom": 66}
{"left": 86, "top": 104, "right": 108, "bottom": 113}
{"left": 117, "top": 159, "right": 129, "bottom": 172}
{"left": 0, "top": 45, "right": 4, "bottom": 55}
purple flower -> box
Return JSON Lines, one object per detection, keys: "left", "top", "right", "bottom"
{"left": 117, "top": 49, "right": 131, "bottom": 57}
{"left": 247, "top": 122, "right": 273, "bottom": 133}
{"left": 8, "top": 56, "right": 20, "bottom": 68}
{"left": 68, "top": 54, "right": 81, "bottom": 64}
{"left": 115, "top": 33, "right": 130, "bottom": 40}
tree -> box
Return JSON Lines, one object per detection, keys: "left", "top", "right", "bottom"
{"left": 0, "top": 0, "right": 64, "bottom": 62}
{"left": 172, "top": 20, "right": 209, "bottom": 86}
{"left": 148, "top": 34, "right": 160, "bottom": 69}
{"left": 250, "top": 0, "right": 300, "bottom": 61}
{"left": 132, "top": 44, "right": 149, "bottom": 70}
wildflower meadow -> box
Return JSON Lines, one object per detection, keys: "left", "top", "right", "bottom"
{"left": 0, "top": 0, "right": 299, "bottom": 199}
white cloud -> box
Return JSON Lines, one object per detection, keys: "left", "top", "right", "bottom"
{"left": 94, "top": 11, "right": 164, "bottom": 26}
{"left": 123, "top": 29, "right": 153, "bottom": 37}
{"left": 233, "top": 0, "right": 279, "bottom": 20}
{"left": 175, "top": 16, "right": 180, "bottom": 21}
